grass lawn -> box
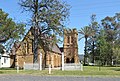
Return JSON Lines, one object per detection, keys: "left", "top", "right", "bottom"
{"left": 51, "top": 66, "right": 120, "bottom": 77}
{"left": 0, "top": 66, "right": 120, "bottom": 77}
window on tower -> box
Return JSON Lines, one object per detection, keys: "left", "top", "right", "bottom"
{"left": 67, "top": 36, "right": 70, "bottom": 43}
{"left": 71, "top": 36, "right": 74, "bottom": 43}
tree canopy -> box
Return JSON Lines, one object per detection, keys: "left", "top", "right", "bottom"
{"left": 0, "top": 44, "right": 5, "bottom": 54}
{"left": 19, "top": 0, "right": 70, "bottom": 42}
{"left": 19, "top": 0, "right": 70, "bottom": 63}
{"left": 79, "top": 13, "right": 120, "bottom": 66}
{"left": 0, "top": 9, "right": 25, "bottom": 50}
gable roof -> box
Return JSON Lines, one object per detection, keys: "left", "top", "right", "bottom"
{"left": 11, "top": 27, "right": 62, "bottom": 55}
{"left": 50, "top": 44, "right": 62, "bottom": 54}
{"left": 10, "top": 41, "right": 21, "bottom": 55}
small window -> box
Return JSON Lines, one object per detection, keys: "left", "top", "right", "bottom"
{"left": 4, "top": 57, "right": 7, "bottom": 63}
{"left": 67, "top": 36, "right": 70, "bottom": 43}
{"left": 71, "top": 37, "right": 74, "bottom": 43}
{"left": 32, "top": 40, "right": 34, "bottom": 52}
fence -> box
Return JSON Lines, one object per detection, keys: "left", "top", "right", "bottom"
{"left": 64, "top": 63, "right": 82, "bottom": 70}
{"left": 24, "top": 63, "right": 40, "bottom": 70}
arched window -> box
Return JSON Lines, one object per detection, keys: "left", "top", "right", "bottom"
{"left": 71, "top": 37, "right": 74, "bottom": 43}
{"left": 66, "top": 58, "right": 70, "bottom": 63}
{"left": 71, "top": 58, "right": 74, "bottom": 63}
{"left": 67, "top": 36, "right": 70, "bottom": 43}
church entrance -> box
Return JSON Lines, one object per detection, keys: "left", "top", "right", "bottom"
{"left": 66, "top": 58, "right": 70, "bottom": 63}
{"left": 71, "top": 58, "right": 74, "bottom": 63}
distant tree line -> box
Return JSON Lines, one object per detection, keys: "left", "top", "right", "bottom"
{"left": 79, "top": 14, "right": 120, "bottom": 66}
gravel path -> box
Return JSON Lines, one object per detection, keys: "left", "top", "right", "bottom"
{"left": 0, "top": 75, "right": 120, "bottom": 81}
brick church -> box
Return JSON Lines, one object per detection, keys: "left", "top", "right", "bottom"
{"left": 10, "top": 27, "right": 79, "bottom": 69}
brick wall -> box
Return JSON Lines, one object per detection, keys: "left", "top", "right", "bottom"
{"left": 10, "top": 28, "right": 62, "bottom": 68}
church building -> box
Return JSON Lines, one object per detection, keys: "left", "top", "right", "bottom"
{"left": 10, "top": 27, "right": 79, "bottom": 69}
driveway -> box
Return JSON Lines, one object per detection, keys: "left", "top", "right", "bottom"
{"left": 0, "top": 75, "right": 120, "bottom": 81}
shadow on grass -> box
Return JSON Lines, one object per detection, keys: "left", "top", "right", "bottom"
{"left": 110, "top": 67, "right": 120, "bottom": 71}
{"left": 0, "top": 68, "right": 16, "bottom": 70}
{"left": 0, "top": 71, "right": 4, "bottom": 74}
{"left": 113, "top": 68, "right": 120, "bottom": 71}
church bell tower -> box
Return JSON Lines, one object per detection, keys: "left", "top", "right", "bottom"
{"left": 63, "top": 28, "right": 79, "bottom": 63}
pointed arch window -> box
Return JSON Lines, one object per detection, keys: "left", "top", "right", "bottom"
{"left": 67, "top": 36, "right": 70, "bottom": 43}
{"left": 71, "top": 36, "right": 74, "bottom": 43}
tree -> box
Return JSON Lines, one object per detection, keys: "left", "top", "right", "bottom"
{"left": 79, "top": 26, "right": 94, "bottom": 65}
{"left": 92, "top": 13, "right": 120, "bottom": 66}
{"left": 0, "top": 44, "right": 5, "bottom": 54}
{"left": 19, "top": 0, "right": 70, "bottom": 63}
{"left": 113, "top": 46, "right": 120, "bottom": 65}
{"left": 88, "top": 14, "right": 99, "bottom": 64}
{"left": 0, "top": 9, "right": 25, "bottom": 50}
{"left": 101, "top": 14, "right": 120, "bottom": 65}
{"left": 97, "top": 30, "right": 111, "bottom": 65}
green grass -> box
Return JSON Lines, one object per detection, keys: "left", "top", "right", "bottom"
{"left": 51, "top": 66, "right": 120, "bottom": 76}
{"left": 0, "top": 66, "right": 120, "bottom": 77}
